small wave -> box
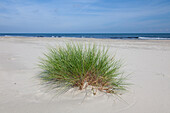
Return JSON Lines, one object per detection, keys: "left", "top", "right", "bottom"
{"left": 138, "top": 37, "right": 170, "bottom": 40}
{"left": 4, "top": 35, "right": 13, "bottom": 37}
{"left": 2, "top": 35, "right": 29, "bottom": 37}
{"left": 1, "top": 35, "right": 25, "bottom": 37}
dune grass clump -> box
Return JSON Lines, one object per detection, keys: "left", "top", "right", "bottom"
{"left": 39, "top": 43, "right": 127, "bottom": 95}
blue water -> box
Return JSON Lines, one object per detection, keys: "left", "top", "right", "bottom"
{"left": 0, "top": 33, "right": 170, "bottom": 40}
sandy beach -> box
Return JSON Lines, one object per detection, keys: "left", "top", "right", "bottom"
{"left": 0, "top": 37, "right": 170, "bottom": 113}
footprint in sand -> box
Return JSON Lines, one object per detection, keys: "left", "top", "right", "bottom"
{"left": 8, "top": 55, "right": 20, "bottom": 61}
{"left": 8, "top": 57, "right": 16, "bottom": 60}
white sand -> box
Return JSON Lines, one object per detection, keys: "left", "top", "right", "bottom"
{"left": 0, "top": 37, "right": 170, "bottom": 113}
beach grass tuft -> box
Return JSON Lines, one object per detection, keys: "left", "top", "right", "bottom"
{"left": 39, "top": 43, "right": 127, "bottom": 95}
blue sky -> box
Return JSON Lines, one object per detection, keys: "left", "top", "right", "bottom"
{"left": 0, "top": 0, "right": 170, "bottom": 33}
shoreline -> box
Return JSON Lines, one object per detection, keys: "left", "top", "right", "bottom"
{"left": 1, "top": 33, "right": 170, "bottom": 40}
{"left": 1, "top": 36, "right": 170, "bottom": 41}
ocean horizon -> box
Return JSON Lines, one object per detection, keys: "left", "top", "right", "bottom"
{"left": 0, "top": 33, "right": 170, "bottom": 40}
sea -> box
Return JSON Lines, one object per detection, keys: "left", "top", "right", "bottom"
{"left": 0, "top": 33, "right": 170, "bottom": 40}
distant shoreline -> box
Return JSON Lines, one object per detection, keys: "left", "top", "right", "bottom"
{"left": 1, "top": 33, "right": 170, "bottom": 40}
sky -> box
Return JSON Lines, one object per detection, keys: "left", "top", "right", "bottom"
{"left": 0, "top": 0, "right": 170, "bottom": 33}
